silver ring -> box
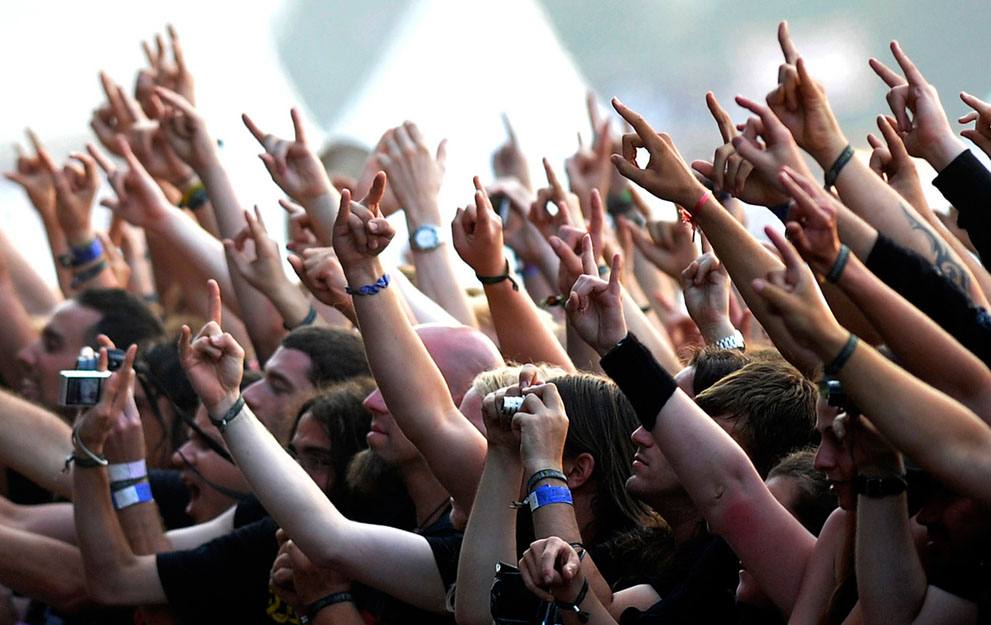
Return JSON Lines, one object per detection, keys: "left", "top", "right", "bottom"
{"left": 499, "top": 395, "right": 525, "bottom": 418}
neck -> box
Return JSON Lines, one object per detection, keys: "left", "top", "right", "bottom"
{"left": 399, "top": 456, "right": 450, "bottom": 528}
{"left": 572, "top": 486, "right": 599, "bottom": 545}
{"left": 646, "top": 491, "right": 703, "bottom": 545}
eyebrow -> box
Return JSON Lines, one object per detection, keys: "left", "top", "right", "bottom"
{"left": 266, "top": 369, "right": 296, "bottom": 390}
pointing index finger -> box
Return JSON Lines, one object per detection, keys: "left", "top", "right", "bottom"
{"left": 705, "top": 92, "right": 736, "bottom": 143}
{"left": 543, "top": 157, "right": 564, "bottom": 195}
{"left": 206, "top": 279, "right": 222, "bottom": 326}
{"left": 764, "top": 226, "right": 802, "bottom": 276}
{"left": 890, "top": 41, "right": 926, "bottom": 86}
{"left": 777, "top": 21, "right": 800, "bottom": 64}
{"left": 868, "top": 57, "right": 905, "bottom": 88}
{"left": 501, "top": 113, "right": 519, "bottom": 147}
{"left": 290, "top": 108, "right": 307, "bottom": 145}
{"left": 241, "top": 113, "right": 267, "bottom": 146}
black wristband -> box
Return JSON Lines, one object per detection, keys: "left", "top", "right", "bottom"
{"left": 823, "top": 333, "right": 859, "bottom": 376}
{"left": 599, "top": 333, "right": 678, "bottom": 431}
{"left": 300, "top": 591, "right": 353, "bottom": 624}
{"left": 824, "top": 144, "right": 854, "bottom": 190}
{"left": 283, "top": 306, "right": 317, "bottom": 331}
{"left": 70, "top": 259, "right": 108, "bottom": 289}
{"left": 526, "top": 469, "right": 568, "bottom": 494}
{"left": 210, "top": 395, "right": 245, "bottom": 432}
{"left": 825, "top": 244, "right": 851, "bottom": 282}
{"left": 476, "top": 260, "right": 519, "bottom": 291}
{"left": 554, "top": 578, "right": 590, "bottom": 623}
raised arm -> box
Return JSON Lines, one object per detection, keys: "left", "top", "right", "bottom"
{"left": 452, "top": 176, "right": 574, "bottom": 369}
{"left": 751, "top": 227, "right": 991, "bottom": 509}
{"left": 771, "top": 29, "right": 984, "bottom": 305}
{"left": 779, "top": 165, "right": 991, "bottom": 419}
{"left": 333, "top": 177, "right": 487, "bottom": 513}
{"left": 566, "top": 238, "right": 816, "bottom": 616}
{"left": 610, "top": 97, "right": 819, "bottom": 374}
{"left": 177, "top": 281, "right": 449, "bottom": 612}
{"left": 156, "top": 87, "right": 284, "bottom": 362}
{"left": 376, "top": 121, "right": 478, "bottom": 327}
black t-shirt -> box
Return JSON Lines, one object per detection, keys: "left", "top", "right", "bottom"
{"left": 157, "top": 514, "right": 283, "bottom": 625}
{"left": 147, "top": 468, "right": 194, "bottom": 530}
{"left": 350, "top": 509, "right": 461, "bottom": 625}
{"left": 620, "top": 535, "right": 740, "bottom": 625}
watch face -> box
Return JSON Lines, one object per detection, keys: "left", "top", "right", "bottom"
{"left": 413, "top": 226, "right": 440, "bottom": 250}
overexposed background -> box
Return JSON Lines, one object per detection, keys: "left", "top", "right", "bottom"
{"left": 2, "top": 0, "right": 989, "bottom": 288}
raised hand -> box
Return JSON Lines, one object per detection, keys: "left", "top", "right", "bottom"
{"left": 691, "top": 92, "right": 789, "bottom": 207}
{"left": 224, "top": 207, "right": 289, "bottom": 295}
{"left": 452, "top": 176, "right": 508, "bottom": 277}
{"left": 751, "top": 226, "right": 840, "bottom": 353}
{"left": 154, "top": 86, "right": 219, "bottom": 172}
{"left": 492, "top": 113, "right": 532, "bottom": 190}
{"left": 331, "top": 172, "right": 395, "bottom": 270}
{"left": 623, "top": 213, "right": 696, "bottom": 280}
{"left": 480, "top": 384, "right": 527, "bottom": 451}
{"left": 777, "top": 166, "right": 843, "bottom": 275}
{"left": 91, "top": 71, "right": 145, "bottom": 158}
{"left": 565, "top": 235, "right": 626, "bottom": 354}
{"left": 138, "top": 25, "right": 195, "bottom": 109}
{"left": 178, "top": 280, "right": 245, "bottom": 416}
{"left": 243, "top": 109, "right": 331, "bottom": 203}
{"left": 958, "top": 91, "right": 991, "bottom": 159}
{"left": 610, "top": 98, "right": 708, "bottom": 209}
{"left": 354, "top": 129, "right": 401, "bottom": 215}
{"left": 680, "top": 252, "right": 733, "bottom": 344}
{"left": 280, "top": 199, "right": 320, "bottom": 255}
{"left": 92, "top": 139, "right": 171, "bottom": 231}
{"left": 49, "top": 150, "right": 100, "bottom": 246}
{"left": 270, "top": 529, "right": 351, "bottom": 610}
{"left": 512, "top": 382, "right": 569, "bottom": 476}
{"left": 73, "top": 344, "right": 138, "bottom": 455}
{"left": 867, "top": 115, "right": 929, "bottom": 211}
{"left": 93, "top": 335, "right": 146, "bottom": 462}
{"left": 288, "top": 246, "right": 353, "bottom": 319}
{"left": 765, "top": 21, "right": 848, "bottom": 166}
{"left": 565, "top": 111, "right": 613, "bottom": 218}
{"left": 733, "top": 96, "right": 815, "bottom": 193}
{"left": 374, "top": 120, "right": 447, "bottom": 226}
{"left": 3, "top": 130, "right": 57, "bottom": 220}
{"left": 533, "top": 158, "right": 583, "bottom": 230}
{"left": 486, "top": 177, "right": 547, "bottom": 264}
{"left": 519, "top": 537, "right": 583, "bottom": 603}
{"left": 869, "top": 41, "right": 966, "bottom": 170}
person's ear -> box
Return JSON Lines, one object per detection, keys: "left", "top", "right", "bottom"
{"left": 565, "top": 452, "right": 595, "bottom": 490}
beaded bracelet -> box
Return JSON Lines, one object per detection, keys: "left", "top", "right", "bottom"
{"left": 345, "top": 274, "right": 390, "bottom": 296}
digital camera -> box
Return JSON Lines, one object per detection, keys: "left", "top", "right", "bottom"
{"left": 58, "top": 346, "right": 126, "bottom": 407}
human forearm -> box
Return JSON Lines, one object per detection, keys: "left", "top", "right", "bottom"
{"left": 832, "top": 158, "right": 985, "bottom": 306}
{"left": 349, "top": 258, "right": 486, "bottom": 512}
{"left": 412, "top": 247, "right": 478, "bottom": 327}
{"left": 0, "top": 228, "right": 59, "bottom": 315}
{"left": 620, "top": 287, "right": 680, "bottom": 373}
{"left": 456, "top": 448, "right": 523, "bottom": 625}
{"left": 0, "top": 390, "right": 73, "bottom": 498}
{"left": 485, "top": 278, "right": 574, "bottom": 370}
{"left": 0, "top": 524, "right": 90, "bottom": 613}
{"left": 0, "top": 281, "right": 37, "bottom": 389}
{"left": 837, "top": 255, "right": 991, "bottom": 418}
{"left": 855, "top": 490, "right": 928, "bottom": 625}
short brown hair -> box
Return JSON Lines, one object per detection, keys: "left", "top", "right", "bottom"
{"left": 695, "top": 357, "right": 817, "bottom": 477}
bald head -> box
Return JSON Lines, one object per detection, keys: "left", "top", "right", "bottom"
{"left": 415, "top": 324, "right": 504, "bottom": 404}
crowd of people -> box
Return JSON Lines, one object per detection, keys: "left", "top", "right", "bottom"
{"left": 0, "top": 18, "right": 989, "bottom": 625}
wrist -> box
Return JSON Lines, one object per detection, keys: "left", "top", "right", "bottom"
{"left": 523, "top": 458, "right": 564, "bottom": 477}
{"left": 813, "top": 135, "right": 852, "bottom": 170}
{"left": 815, "top": 323, "right": 852, "bottom": 366}
{"left": 207, "top": 393, "right": 241, "bottom": 423}
{"left": 923, "top": 134, "right": 967, "bottom": 172}
{"left": 700, "top": 319, "right": 736, "bottom": 346}
{"left": 342, "top": 260, "right": 385, "bottom": 289}
{"left": 404, "top": 202, "right": 442, "bottom": 231}
{"left": 66, "top": 228, "right": 97, "bottom": 249}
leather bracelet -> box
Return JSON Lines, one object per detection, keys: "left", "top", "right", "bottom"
{"left": 599, "top": 333, "right": 677, "bottom": 431}
{"left": 823, "top": 333, "right": 858, "bottom": 376}
{"left": 853, "top": 473, "right": 907, "bottom": 498}
{"left": 476, "top": 260, "right": 519, "bottom": 291}
{"left": 283, "top": 306, "right": 317, "bottom": 331}
{"left": 299, "top": 591, "right": 353, "bottom": 624}
{"left": 210, "top": 395, "right": 245, "bottom": 432}
{"left": 824, "top": 144, "right": 854, "bottom": 190}
{"left": 526, "top": 469, "right": 568, "bottom": 494}
{"left": 70, "top": 259, "right": 108, "bottom": 290}
{"left": 825, "top": 244, "right": 851, "bottom": 282}
{"left": 554, "top": 578, "right": 590, "bottom": 623}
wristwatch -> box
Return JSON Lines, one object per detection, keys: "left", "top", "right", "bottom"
{"left": 853, "top": 473, "right": 907, "bottom": 498}
{"left": 410, "top": 224, "right": 444, "bottom": 252}
{"left": 712, "top": 330, "right": 745, "bottom": 351}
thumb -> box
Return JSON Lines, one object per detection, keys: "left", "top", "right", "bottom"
{"left": 751, "top": 277, "right": 797, "bottom": 314}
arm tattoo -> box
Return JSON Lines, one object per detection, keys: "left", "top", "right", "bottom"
{"left": 899, "top": 202, "right": 970, "bottom": 292}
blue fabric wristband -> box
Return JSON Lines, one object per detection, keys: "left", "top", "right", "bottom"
{"left": 527, "top": 484, "right": 573, "bottom": 512}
